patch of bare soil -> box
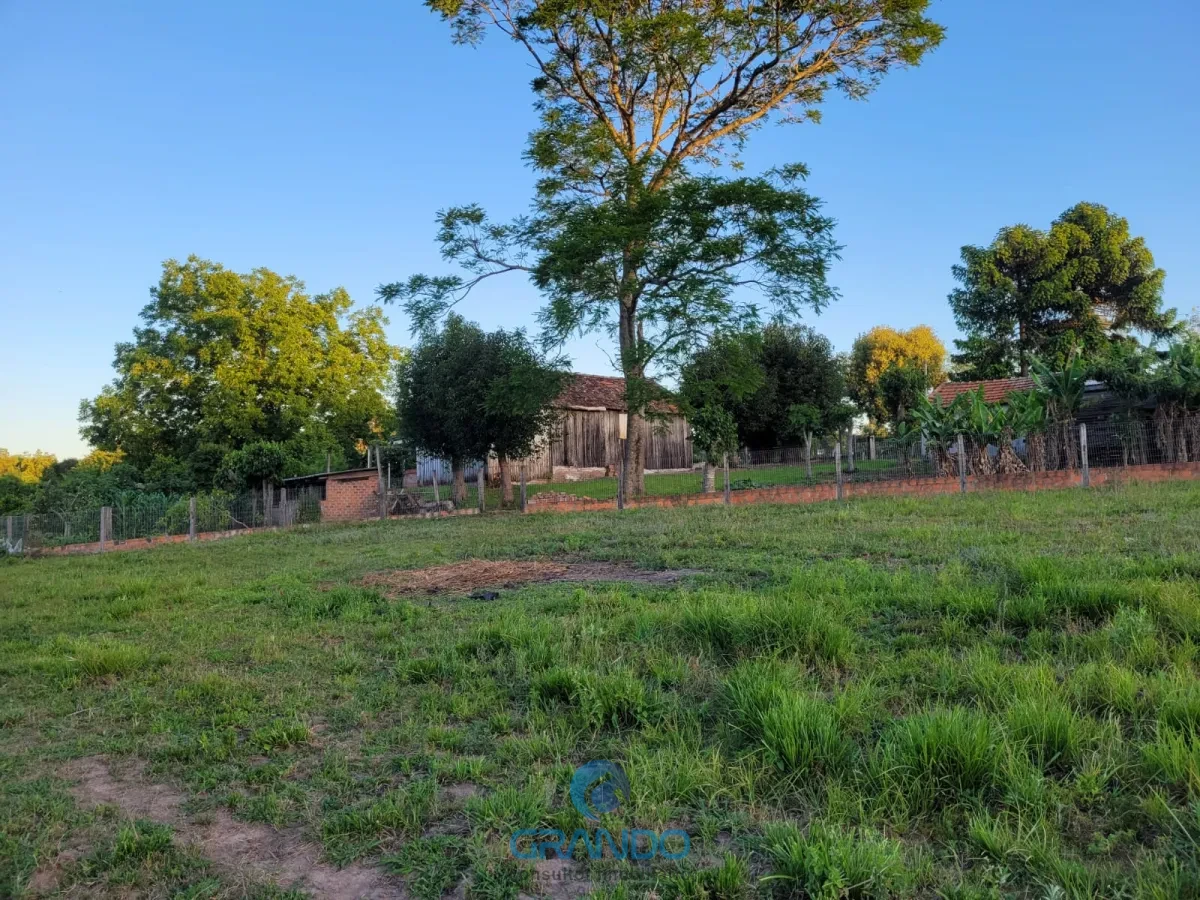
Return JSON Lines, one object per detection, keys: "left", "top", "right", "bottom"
{"left": 361, "top": 559, "right": 699, "bottom": 598}
{"left": 60, "top": 756, "right": 406, "bottom": 899}
{"left": 530, "top": 857, "right": 593, "bottom": 899}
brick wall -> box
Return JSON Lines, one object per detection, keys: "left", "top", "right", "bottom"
{"left": 321, "top": 474, "right": 381, "bottom": 522}
{"left": 525, "top": 461, "right": 1200, "bottom": 515}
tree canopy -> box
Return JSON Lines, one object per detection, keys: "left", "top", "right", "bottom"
{"left": 846, "top": 325, "right": 946, "bottom": 424}
{"left": 80, "top": 257, "right": 399, "bottom": 482}
{"left": 397, "top": 316, "right": 564, "bottom": 503}
{"left": 949, "top": 203, "right": 1175, "bottom": 378}
{"left": 384, "top": 0, "right": 944, "bottom": 493}
{"left": 681, "top": 323, "right": 851, "bottom": 451}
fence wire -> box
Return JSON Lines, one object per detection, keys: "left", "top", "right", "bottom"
{"left": 2, "top": 486, "right": 322, "bottom": 554}
{"left": 3, "top": 415, "right": 1198, "bottom": 554}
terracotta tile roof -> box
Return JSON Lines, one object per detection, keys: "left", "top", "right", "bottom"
{"left": 930, "top": 376, "right": 1035, "bottom": 405}
{"left": 556, "top": 374, "right": 678, "bottom": 413}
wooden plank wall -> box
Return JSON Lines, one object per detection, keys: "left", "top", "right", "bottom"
{"left": 549, "top": 410, "right": 692, "bottom": 470}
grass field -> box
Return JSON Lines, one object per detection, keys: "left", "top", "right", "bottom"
{"left": 2, "top": 482, "right": 1199, "bottom": 898}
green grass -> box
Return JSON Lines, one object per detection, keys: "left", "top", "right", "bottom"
{"left": 3, "top": 481, "right": 1200, "bottom": 897}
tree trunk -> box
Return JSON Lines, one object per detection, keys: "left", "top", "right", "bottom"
{"left": 499, "top": 456, "right": 514, "bottom": 506}
{"left": 452, "top": 464, "right": 467, "bottom": 506}
{"left": 702, "top": 461, "right": 716, "bottom": 492}
{"left": 617, "top": 243, "right": 648, "bottom": 496}
{"left": 804, "top": 433, "right": 813, "bottom": 480}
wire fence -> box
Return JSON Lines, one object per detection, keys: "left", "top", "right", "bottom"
{"left": 4, "top": 414, "right": 1197, "bottom": 555}
{"left": 2, "top": 486, "right": 322, "bottom": 555}
{"left": 518, "top": 413, "right": 1200, "bottom": 509}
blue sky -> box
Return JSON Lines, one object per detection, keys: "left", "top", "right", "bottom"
{"left": 2, "top": 0, "right": 1197, "bottom": 458}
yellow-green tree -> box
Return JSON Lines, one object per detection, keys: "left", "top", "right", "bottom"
{"left": 0, "top": 449, "right": 57, "bottom": 484}
{"left": 80, "top": 257, "right": 400, "bottom": 476}
{"left": 848, "top": 325, "right": 947, "bottom": 424}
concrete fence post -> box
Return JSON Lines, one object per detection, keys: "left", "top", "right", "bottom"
{"left": 1080, "top": 423, "right": 1090, "bottom": 488}
{"left": 188, "top": 497, "right": 197, "bottom": 540}
{"left": 6, "top": 516, "right": 12, "bottom": 547}
{"left": 99, "top": 506, "right": 112, "bottom": 550}
{"left": 847, "top": 432, "right": 856, "bottom": 474}
{"left": 723, "top": 453, "right": 731, "bottom": 505}
{"left": 835, "top": 441, "right": 843, "bottom": 500}
{"left": 375, "top": 446, "right": 387, "bottom": 520}
{"left": 869, "top": 435, "right": 876, "bottom": 461}
{"left": 957, "top": 434, "right": 967, "bottom": 494}
{"left": 477, "top": 466, "right": 486, "bottom": 513}
{"left": 519, "top": 465, "right": 528, "bottom": 513}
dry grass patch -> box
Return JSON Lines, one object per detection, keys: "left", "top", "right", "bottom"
{"left": 360, "top": 559, "right": 697, "bottom": 597}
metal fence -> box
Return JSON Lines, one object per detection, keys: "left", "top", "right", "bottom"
{"left": 4, "top": 415, "right": 1197, "bottom": 555}
{"left": 2, "top": 486, "right": 322, "bottom": 555}
{"left": 514, "top": 413, "right": 1200, "bottom": 510}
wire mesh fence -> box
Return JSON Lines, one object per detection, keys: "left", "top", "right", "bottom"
{"left": 4, "top": 415, "right": 1198, "bottom": 554}
{"left": 1, "top": 486, "right": 323, "bottom": 554}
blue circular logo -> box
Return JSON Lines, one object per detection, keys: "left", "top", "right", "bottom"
{"left": 569, "top": 760, "right": 630, "bottom": 820}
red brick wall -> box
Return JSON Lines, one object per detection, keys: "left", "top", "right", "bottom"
{"left": 525, "top": 462, "right": 1200, "bottom": 514}
{"left": 321, "top": 475, "right": 381, "bottom": 522}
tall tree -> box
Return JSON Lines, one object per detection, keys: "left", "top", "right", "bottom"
{"left": 847, "top": 325, "right": 946, "bottom": 424}
{"left": 397, "top": 316, "right": 494, "bottom": 504}
{"left": 681, "top": 324, "right": 850, "bottom": 453}
{"left": 80, "top": 257, "right": 399, "bottom": 478}
{"left": 949, "top": 204, "right": 1175, "bottom": 378}
{"left": 481, "top": 330, "right": 568, "bottom": 505}
{"left": 383, "top": 0, "right": 944, "bottom": 494}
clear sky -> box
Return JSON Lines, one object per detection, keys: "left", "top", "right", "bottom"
{"left": 2, "top": 0, "right": 1197, "bottom": 458}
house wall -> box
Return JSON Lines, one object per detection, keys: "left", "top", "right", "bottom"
{"left": 549, "top": 409, "right": 691, "bottom": 470}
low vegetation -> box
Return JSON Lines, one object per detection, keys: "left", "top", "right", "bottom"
{"left": 2, "top": 482, "right": 1199, "bottom": 897}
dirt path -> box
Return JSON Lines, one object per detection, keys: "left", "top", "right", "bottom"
{"left": 60, "top": 756, "right": 407, "bottom": 899}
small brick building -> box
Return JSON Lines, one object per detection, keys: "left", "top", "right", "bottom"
{"left": 282, "top": 468, "right": 381, "bottom": 522}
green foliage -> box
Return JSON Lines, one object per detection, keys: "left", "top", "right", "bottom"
{"left": 878, "top": 362, "right": 931, "bottom": 425}
{"left": 398, "top": 315, "right": 494, "bottom": 477}
{"left": 689, "top": 405, "right": 740, "bottom": 462}
{"left": 682, "top": 324, "right": 852, "bottom": 450}
{"left": 950, "top": 204, "right": 1176, "bottom": 378}
{"left": 878, "top": 708, "right": 1005, "bottom": 812}
{"left": 480, "top": 328, "right": 567, "bottom": 463}
{"left": 763, "top": 822, "right": 912, "bottom": 899}
{"left": 398, "top": 316, "right": 564, "bottom": 499}
{"left": 389, "top": 0, "right": 941, "bottom": 487}
{"left": 0, "top": 475, "right": 37, "bottom": 516}
{"left": 80, "top": 256, "right": 398, "bottom": 474}
{"left": 216, "top": 441, "right": 287, "bottom": 491}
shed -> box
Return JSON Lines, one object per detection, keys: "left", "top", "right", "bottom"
{"left": 282, "top": 468, "right": 381, "bottom": 522}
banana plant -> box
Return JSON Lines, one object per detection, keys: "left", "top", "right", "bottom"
{"left": 1032, "top": 352, "right": 1088, "bottom": 469}
{"left": 912, "top": 393, "right": 968, "bottom": 477}
{"left": 1004, "top": 390, "right": 1046, "bottom": 471}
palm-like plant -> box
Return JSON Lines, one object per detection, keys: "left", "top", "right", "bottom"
{"left": 962, "top": 389, "right": 1001, "bottom": 475}
{"left": 912, "top": 394, "right": 967, "bottom": 477}
{"left": 1004, "top": 390, "right": 1046, "bottom": 471}
{"left": 1032, "top": 352, "right": 1089, "bottom": 469}
{"left": 1151, "top": 336, "right": 1200, "bottom": 462}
